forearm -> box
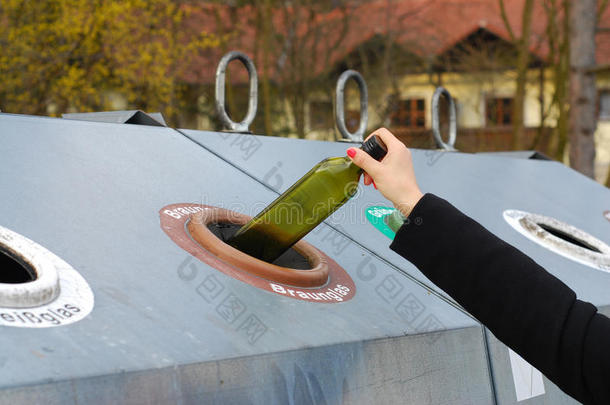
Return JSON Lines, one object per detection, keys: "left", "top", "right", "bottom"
{"left": 389, "top": 193, "right": 600, "bottom": 403}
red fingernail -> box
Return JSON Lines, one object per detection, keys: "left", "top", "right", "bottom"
{"left": 346, "top": 148, "right": 356, "bottom": 158}
{"left": 373, "top": 181, "right": 377, "bottom": 189}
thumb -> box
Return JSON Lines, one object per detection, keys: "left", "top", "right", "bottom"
{"left": 347, "top": 148, "right": 381, "bottom": 176}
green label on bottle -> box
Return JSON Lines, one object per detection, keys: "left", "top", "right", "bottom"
{"left": 365, "top": 206, "right": 398, "bottom": 239}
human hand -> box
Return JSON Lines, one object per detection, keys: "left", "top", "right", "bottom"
{"left": 346, "top": 128, "right": 424, "bottom": 217}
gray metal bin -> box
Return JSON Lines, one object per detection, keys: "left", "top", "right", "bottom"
{"left": 0, "top": 114, "right": 493, "bottom": 404}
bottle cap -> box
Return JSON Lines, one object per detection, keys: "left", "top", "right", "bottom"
{"left": 360, "top": 135, "right": 388, "bottom": 161}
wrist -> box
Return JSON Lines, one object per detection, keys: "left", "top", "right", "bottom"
{"left": 394, "top": 190, "right": 424, "bottom": 218}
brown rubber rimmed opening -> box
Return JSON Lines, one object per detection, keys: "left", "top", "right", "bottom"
{"left": 187, "top": 208, "right": 329, "bottom": 288}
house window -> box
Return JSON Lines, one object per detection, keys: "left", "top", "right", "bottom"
{"left": 486, "top": 97, "right": 513, "bottom": 126}
{"left": 598, "top": 91, "right": 610, "bottom": 121}
{"left": 390, "top": 99, "right": 426, "bottom": 129}
{"left": 309, "top": 101, "right": 333, "bottom": 130}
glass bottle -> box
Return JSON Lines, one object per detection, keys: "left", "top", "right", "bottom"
{"left": 228, "top": 136, "right": 387, "bottom": 262}
{"left": 385, "top": 210, "right": 407, "bottom": 233}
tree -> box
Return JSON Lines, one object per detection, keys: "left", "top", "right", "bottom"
{"left": 568, "top": 0, "right": 597, "bottom": 178}
{"left": 273, "top": 1, "right": 352, "bottom": 138}
{"left": 0, "top": 0, "right": 110, "bottom": 115}
{"left": 0, "top": 0, "right": 218, "bottom": 125}
{"left": 535, "top": 0, "right": 570, "bottom": 161}
{"left": 499, "top": 0, "right": 535, "bottom": 150}
{"left": 104, "top": 0, "right": 219, "bottom": 124}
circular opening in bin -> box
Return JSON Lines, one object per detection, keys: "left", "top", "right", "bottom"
{"left": 0, "top": 226, "right": 62, "bottom": 308}
{"left": 207, "top": 222, "right": 310, "bottom": 270}
{"left": 503, "top": 210, "right": 610, "bottom": 272}
{"left": 0, "top": 225, "right": 94, "bottom": 327}
{"left": 0, "top": 249, "right": 36, "bottom": 284}
{"left": 187, "top": 207, "right": 329, "bottom": 288}
{"left": 160, "top": 203, "right": 357, "bottom": 303}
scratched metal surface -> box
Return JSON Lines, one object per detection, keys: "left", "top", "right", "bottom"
{"left": 180, "top": 129, "right": 610, "bottom": 404}
{"left": 0, "top": 114, "right": 491, "bottom": 404}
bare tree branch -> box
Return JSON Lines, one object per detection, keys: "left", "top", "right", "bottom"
{"left": 598, "top": 0, "right": 609, "bottom": 24}
{"left": 498, "top": 0, "right": 516, "bottom": 42}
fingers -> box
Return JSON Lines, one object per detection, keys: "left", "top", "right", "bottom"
{"left": 363, "top": 172, "right": 372, "bottom": 185}
{"left": 347, "top": 147, "right": 381, "bottom": 176}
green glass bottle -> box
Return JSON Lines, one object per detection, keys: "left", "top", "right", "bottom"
{"left": 228, "top": 136, "right": 387, "bottom": 262}
{"left": 385, "top": 210, "right": 407, "bottom": 233}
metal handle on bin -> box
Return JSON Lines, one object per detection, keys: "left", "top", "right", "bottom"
{"left": 431, "top": 86, "right": 457, "bottom": 151}
{"left": 215, "top": 51, "right": 258, "bottom": 133}
{"left": 335, "top": 70, "right": 368, "bottom": 142}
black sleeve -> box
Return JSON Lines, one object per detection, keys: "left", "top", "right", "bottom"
{"left": 389, "top": 193, "right": 610, "bottom": 405}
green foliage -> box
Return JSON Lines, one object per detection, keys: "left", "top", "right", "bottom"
{"left": 0, "top": 0, "right": 219, "bottom": 123}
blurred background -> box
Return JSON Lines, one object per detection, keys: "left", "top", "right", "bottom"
{"left": 1, "top": 0, "right": 609, "bottom": 185}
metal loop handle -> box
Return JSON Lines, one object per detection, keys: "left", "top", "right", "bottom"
{"left": 431, "top": 86, "right": 457, "bottom": 151}
{"left": 215, "top": 51, "right": 258, "bottom": 133}
{"left": 335, "top": 70, "right": 368, "bottom": 142}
